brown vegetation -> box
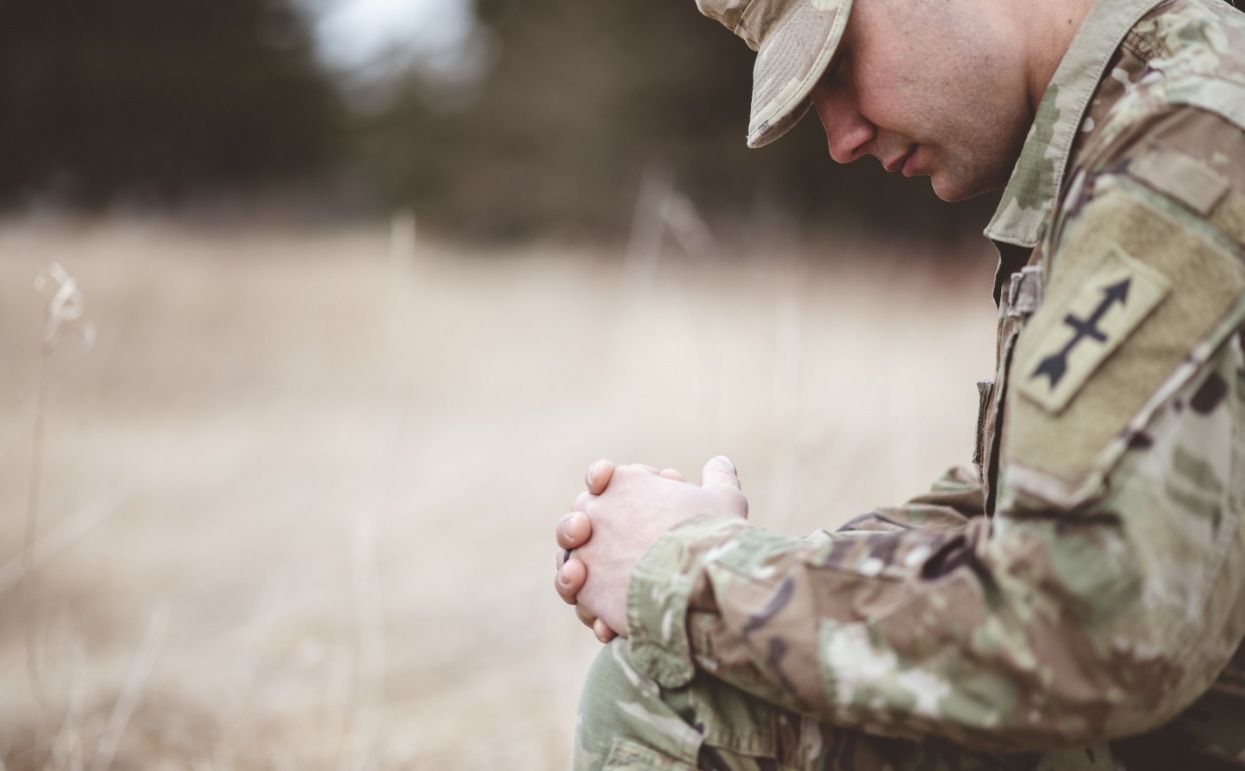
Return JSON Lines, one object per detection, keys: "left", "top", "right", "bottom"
{"left": 0, "top": 217, "right": 996, "bottom": 769}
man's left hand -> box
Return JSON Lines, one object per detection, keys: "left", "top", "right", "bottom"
{"left": 554, "top": 456, "right": 748, "bottom": 640}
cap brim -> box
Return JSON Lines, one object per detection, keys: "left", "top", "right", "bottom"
{"left": 746, "top": 0, "right": 852, "bottom": 148}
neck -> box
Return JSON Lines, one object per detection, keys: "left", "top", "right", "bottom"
{"left": 1016, "top": 0, "right": 1098, "bottom": 112}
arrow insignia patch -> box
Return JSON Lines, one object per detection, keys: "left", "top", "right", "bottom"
{"left": 1016, "top": 244, "right": 1171, "bottom": 414}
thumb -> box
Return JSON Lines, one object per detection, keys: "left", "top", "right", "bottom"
{"left": 700, "top": 456, "right": 741, "bottom": 493}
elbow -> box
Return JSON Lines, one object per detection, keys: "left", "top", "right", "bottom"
{"left": 1045, "top": 635, "right": 1214, "bottom": 743}
{"left": 950, "top": 630, "right": 1218, "bottom": 751}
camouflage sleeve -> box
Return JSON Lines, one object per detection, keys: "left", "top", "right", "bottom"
{"left": 625, "top": 108, "right": 1245, "bottom": 752}
{"left": 835, "top": 463, "right": 986, "bottom": 535}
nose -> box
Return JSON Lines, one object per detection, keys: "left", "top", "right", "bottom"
{"left": 809, "top": 79, "right": 875, "bottom": 164}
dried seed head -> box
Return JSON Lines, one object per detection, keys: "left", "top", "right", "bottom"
{"left": 35, "top": 261, "right": 89, "bottom": 345}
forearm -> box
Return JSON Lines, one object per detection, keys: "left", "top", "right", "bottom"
{"left": 628, "top": 511, "right": 1039, "bottom": 749}
{"left": 627, "top": 508, "right": 1218, "bottom": 752}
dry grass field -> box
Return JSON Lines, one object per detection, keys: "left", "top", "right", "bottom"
{"left": 0, "top": 216, "right": 998, "bottom": 770}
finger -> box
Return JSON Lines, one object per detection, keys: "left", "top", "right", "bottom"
{"left": 585, "top": 460, "right": 615, "bottom": 495}
{"left": 556, "top": 558, "right": 587, "bottom": 604}
{"left": 701, "top": 455, "right": 742, "bottom": 492}
{"left": 575, "top": 603, "right": 596, "bottom": 628}
{"left": 658, "top": 468, "right": 685, "bottom": 482}
{"left": 554, "top": 571, "right": 572, "bottom": 603}
{"left": 630, "top": 464, "right": 660, "bottom": 474}
{"left": 593, "top": 619, "right": 617, "bottom": 643}
{"left": 556, "top": 510, "right": 592, "bottom": 550}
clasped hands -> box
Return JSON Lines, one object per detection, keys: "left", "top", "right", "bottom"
{"left": 553, "top": 456, "right": 749, "bottom": 642}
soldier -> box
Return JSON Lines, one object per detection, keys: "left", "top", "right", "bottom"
{"left": 554, "top": 0, "right": 1245, "bottom": 767}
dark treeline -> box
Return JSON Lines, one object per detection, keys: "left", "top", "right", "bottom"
{"left": 0, "top": 0, "right": 345, "bottom": 205}
{"left": 0, "top": 0, "right": 998, "bottom": 241}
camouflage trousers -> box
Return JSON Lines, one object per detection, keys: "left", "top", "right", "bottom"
{"left": 572, "top": 639, "right": 1119, "bottom": 771}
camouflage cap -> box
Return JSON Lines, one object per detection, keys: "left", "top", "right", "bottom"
{"left": 697, "top": 0, "right": 852, "bottom": 147}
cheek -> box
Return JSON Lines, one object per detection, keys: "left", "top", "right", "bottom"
{"left": 851, "top": 46, "right": 941, "bottom": 138}
{"left": 852, "top": 71, "right": 896, "bottom": 121}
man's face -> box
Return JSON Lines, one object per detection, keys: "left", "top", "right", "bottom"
{"left": 810, "top": 0, "right": 1033, "bottom": 201}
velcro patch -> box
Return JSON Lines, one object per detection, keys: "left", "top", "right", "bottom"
{"left": 1004, "top": 185, "right": 1245, "bottom": 489}
{"left": 1016, "top": 245, "right": 1170, "bottom": 414}
{"left": 1131, "top": 145, "right": 1231, "bottom": 216}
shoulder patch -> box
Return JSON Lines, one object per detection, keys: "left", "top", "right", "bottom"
{"left": 1131, "top": 144, "right": 1231, "bottom": 216}
{"left": 1005, "top": 185, "right": 1245, "bottom": 490}
{"left": 1015, "top": 245, "right": 1170, "bottom": 414}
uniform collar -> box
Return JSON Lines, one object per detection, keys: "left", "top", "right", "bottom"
{"left": 984, "top": 0, "right": 1170, "bottom": 248}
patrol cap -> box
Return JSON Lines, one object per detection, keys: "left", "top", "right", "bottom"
{"left": 696, "top": 0, "right": 853, "bottom": 147}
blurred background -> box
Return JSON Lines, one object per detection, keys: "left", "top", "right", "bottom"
{"left": 0, "top": 0, "right": 1002, "bottom": 239}
{"left": 1, "top": 1, "right": 1001, "bottom": 769}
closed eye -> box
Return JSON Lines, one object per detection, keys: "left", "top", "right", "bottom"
{"left": 822, "top": 53, "right": 845, "bottom": 85}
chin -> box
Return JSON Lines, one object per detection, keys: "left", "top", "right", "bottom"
{"left": 930, "top": 172, "right": 998, "bottom": 203}
{"left": 931, "top": 175, "right": 966, "bottom": 201}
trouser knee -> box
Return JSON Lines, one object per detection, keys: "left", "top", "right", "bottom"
{"left": 572, "top": 639, "right": 703, "bottom": 771}
{"left": 570, "top": 640, "right": 1112, "bottom": 771}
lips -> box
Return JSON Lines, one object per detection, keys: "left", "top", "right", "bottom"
{"left": 885, "top": 146, "right": 917, "bottom": 175}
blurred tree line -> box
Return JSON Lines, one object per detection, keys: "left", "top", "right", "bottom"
{"left": 0, "top": 0, "right": 997, "bottom": 242}
{"left": 0, "top": 0, "right": 343, "bottom": 204}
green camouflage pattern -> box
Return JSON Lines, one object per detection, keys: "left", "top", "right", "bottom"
{"left": 577, "top": 0, "right": 1245, "bottom": 767}
{"left": 694, "top": 0, "right": 852, "bottom": 148}
{"left": 577, "top": 633, "right": 1115, "bottom": 770}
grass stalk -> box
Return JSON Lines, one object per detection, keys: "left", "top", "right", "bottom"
{"left": 20, "top": 262, "right": 90, "bottom": 715}
{"left": 42, "top": 643, "right": 87, "bottom": 771}
{"left": 90, "top": 605, "right": 168, "bottom": 771}
{"left": 22, "top": 339, "right": 51, "bottom": 705}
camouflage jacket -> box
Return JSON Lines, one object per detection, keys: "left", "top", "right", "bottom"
{"left": 625, "top": 0, "right": 1245, "bottom": 761}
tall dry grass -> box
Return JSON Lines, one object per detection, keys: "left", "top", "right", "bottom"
{"left": 0, "top": 214, "right": 997, "bottom": 770}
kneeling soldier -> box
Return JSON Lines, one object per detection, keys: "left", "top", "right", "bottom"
{"left": 555, "top": 0, "right": 1245, "bottom": 767}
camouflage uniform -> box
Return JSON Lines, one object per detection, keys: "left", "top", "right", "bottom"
{"left": 575, "top": 0, "right": 1245, "bottom": 768}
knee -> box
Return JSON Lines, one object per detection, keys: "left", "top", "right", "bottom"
{"left": 573, "top": 639, "right": 700, "bottom": 771}
{"left": 574, "top": 640, "right": 651, "bottom": 770}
